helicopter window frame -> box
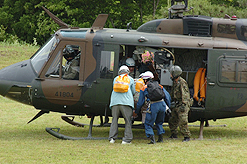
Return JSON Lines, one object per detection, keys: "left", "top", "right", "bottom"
{"left": 44, "top": 44, "right": 81, "bottom": 80}
{"left": 219, "top": 58, "right": 247, "bottom": 83}
{"left": 31, "top": 36, "right": 59, "bottom": 74}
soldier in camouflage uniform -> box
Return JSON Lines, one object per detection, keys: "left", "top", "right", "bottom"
{"left": 168, "top": 65, "right": 191, "bottom": 142}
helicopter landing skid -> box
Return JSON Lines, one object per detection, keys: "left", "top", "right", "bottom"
{"left": 61, "top": 115, "right": 103, "bottom": 127}
{"left": 46, "top": 115, "right": 108, "bottom": 140}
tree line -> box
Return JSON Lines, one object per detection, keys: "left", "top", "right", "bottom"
{"left": 1, "top": 0, "right": 247, "bottom": 45}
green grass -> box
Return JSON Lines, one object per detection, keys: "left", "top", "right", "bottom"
{"left": 1, "top": 96, "right": 247, "bottom": 164}
{"left": 1, "top": 43, "right": 247, "bottom": 164}
{"left": 0, "top": 42, "right": 39, "bottom": 69}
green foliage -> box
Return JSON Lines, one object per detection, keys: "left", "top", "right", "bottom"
{"left": 187, "top": 0, "right": 239, "bottom": 17}
{"left": 1, "top": 0, "right": 247, "bottom": 45}
{"left": 0, "top": 25, "right": 7, "bottom": 41}
{"left": 0, "top": 6, "right": 13, "bottom": 29}
{"left": 157, "top": 0, "right": 247, "bottom": 19}
{"left": 235, "top": 0, "right": 247, "bottom": 8}
{"left": 0, "top": 25, "right": 23, "bottom": 44}
{"left": 209, "top": 0, "right": 247, "bottom": 8}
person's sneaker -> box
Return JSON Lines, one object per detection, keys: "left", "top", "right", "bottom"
{"left": 121, "top": 141, "right": 131, "bottom": 144}
{"left": 109, "top": 138, "right": 115, "bottom": 143}
{"left": 182, "top": 137, "right": 190, "bottom": 142}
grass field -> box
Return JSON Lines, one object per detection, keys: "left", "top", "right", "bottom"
{"left": 1, "top": 43, "right": 247, "bottom": 164}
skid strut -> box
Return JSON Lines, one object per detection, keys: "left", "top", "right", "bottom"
{"left": 46, "top": 115, "right": 108, "bottom": 140}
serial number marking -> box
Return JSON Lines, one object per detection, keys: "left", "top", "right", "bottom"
{"left": 55, "top": 92, "right": 74, "bottom": 97}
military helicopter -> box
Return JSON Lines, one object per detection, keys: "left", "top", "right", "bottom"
{"left": 0, "top": 0, "right": 246, "bottom": 140}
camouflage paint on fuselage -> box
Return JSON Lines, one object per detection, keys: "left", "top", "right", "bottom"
{"left": 0, "top": 13, "right": 247, "bottom": 122}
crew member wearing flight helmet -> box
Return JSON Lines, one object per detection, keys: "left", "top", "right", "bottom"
{"left": 125, "top": 58, "right": 139, "bottom": 79}
{"left": 168, "top": 65, "right": 191, "bottom": 142}
{"left": 62, "top": 45, "right": 80, "bottom": 80}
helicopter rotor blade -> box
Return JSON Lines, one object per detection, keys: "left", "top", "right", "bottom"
{"left": 42, "top": 6, "right": 70, "bottom": 28}
{"left": 91, "top": 14, "right": 108, "bottom": 30}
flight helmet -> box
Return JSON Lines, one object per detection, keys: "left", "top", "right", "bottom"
{"left": 63, "top": 45, "right": 76, "bottom": 61}
{"left": 170, "top": 65, "right": 182, "bottom": 79}
{"left": 126, "top": 58, "right": 135, "bottom": 67}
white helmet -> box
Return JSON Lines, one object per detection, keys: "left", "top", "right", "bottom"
{"left": 119, "top": 65, "right": 130, "bottom": 74}
{"left": 142, "top": 71, "right": 154, "bottom": 80}
{"left": 126, "top": 58, "right": 135, "bottom": 67}
{"left": 139, "top": 73, "right": 144, "bottom": 78}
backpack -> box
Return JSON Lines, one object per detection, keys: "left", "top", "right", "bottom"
{"left": 113, "top": 74, "right": 130, "bottom": 93}
{"left": 135, "top": 78, "right": 144, "bottom": 92}
{"left": 147, "top": 80, "right": 165, "bottom": 101}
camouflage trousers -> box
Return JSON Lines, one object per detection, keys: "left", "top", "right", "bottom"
{"left": 168, "top": 104, "right": 191, "bottom": 137}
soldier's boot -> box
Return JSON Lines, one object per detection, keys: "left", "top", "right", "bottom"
{"left": 148, "top": 135, "right": 156, "bottom": 144}
{"left": 169, "top": 133, "right": 178, "bottom": 139}
{"left": 157, "top": 135, "right": 163, "bottom": 143}
{"left": 182, "top": 137, "right": 190, "bottom": 142}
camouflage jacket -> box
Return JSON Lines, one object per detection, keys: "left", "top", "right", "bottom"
{"left": 63, "top": 58, "right": 79, "bottom": 80}
{"left": 171, "top": 76, "right": 190, "bottom": 106}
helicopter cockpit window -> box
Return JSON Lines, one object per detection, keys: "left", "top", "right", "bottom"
{"left": 217, "top": 24, "right": 236, "bottom": 34}
{"left": 45, "top": 44, "right": 80, "bottom": 80}
{"left": 31, "top": 36, "right": 59, "bottom": 74}
{"left": 100, "top": 51, "right": 114, "bottom": 79}
{"left": 62, "top": 45, "right": 80, "bottom": 80}
{"left": 220, "top": 59, "right": 247, "bottom": 83}
{"left": 45, "top": 50, "right": 61, "bottom": 78}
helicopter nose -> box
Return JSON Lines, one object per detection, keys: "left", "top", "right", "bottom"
{"left": 0, "top": 59, "right": 36, "bottom": 98}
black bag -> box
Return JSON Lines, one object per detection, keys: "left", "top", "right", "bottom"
{"left": 147, "top": 80, "right": 165, "bottom": 101}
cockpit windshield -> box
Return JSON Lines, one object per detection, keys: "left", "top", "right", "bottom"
{"left": 31, "top": 36, "right": 59, "bottom": 74}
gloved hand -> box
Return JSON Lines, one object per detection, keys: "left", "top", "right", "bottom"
{"left": 165, "top": 108, "right": 171, "bottom": 118}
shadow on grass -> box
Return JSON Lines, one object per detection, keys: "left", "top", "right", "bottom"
{"left": 1, "top": 123, "right": 247, "bottom": 141}
{"left": 187, "top": 126, "right": 247, "bottom": 140}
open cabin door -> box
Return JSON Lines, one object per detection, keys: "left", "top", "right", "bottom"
{"left": 34, "top": 41, "right": 85, "bottom": 107}
{"left": 206, "top": 49, "right": 247, "bottom": 113}
{"left": 92, "top": 43, "right": 119, "bottom": 110}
